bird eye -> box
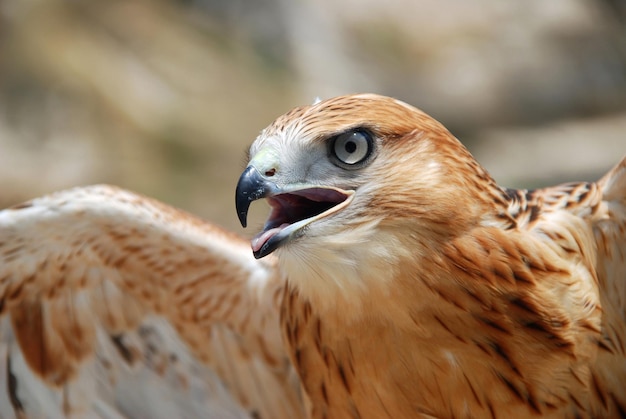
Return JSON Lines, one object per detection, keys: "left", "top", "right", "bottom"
{"left": 330, "top": 130, "right": 374, "bottom": 168}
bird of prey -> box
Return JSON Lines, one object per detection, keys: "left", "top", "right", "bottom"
{"left": 0, "top": 94, "right": 624, "bottom": 418}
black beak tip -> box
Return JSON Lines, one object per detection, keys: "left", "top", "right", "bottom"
{"left": 235, "top": 166, "right": 272, "bottom": 229}
{"left": 235, "top": 181, "right": 252, "bottom": 228}
{"left": 238, "top": 210, "right": 248, "bottom": 228}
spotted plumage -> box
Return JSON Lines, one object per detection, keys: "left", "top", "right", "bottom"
{"left": 0, "top": 94, "right": 624, "bottom": 418}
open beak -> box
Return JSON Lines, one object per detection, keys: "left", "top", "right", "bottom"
{"left": 235, "top": 166, "right": 353, "bottom": 258}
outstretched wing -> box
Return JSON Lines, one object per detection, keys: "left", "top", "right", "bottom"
{"left": 0, "top": 185, "right": 303, "bottom": 418}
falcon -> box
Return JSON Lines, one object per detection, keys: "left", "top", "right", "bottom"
{"left": 0, "top": 94, "right": 624, "bottom": 418}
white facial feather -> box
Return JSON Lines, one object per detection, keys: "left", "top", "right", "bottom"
{"left": 277, "top": 214, "right": 413, "bottom": 314}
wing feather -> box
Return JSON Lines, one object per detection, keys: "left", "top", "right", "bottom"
{"left": 519, "top": 156, "right": 626, "bottom": 415}
{"left": 595, "top": 156, "right": 626, "bottom": 315}
{"left": 0, "top": 185, "right": 303, "bottom": 418}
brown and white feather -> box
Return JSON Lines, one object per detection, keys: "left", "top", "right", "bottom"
{"left": 0, "top": 185, "right": 304, "bottom": 418}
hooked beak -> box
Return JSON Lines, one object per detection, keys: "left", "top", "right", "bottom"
{"left": 235, "top": 166, "right": 353, "bottom": 259}
{"left": 235, "top": 166, "right": 278, "bottom": 228}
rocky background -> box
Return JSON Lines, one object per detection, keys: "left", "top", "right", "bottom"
{"left": 0, "top": 0, "right": 625, "bottom": 234}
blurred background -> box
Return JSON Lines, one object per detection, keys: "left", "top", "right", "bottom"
{"left": 0, "top": 0, "right": 625, "bottom": 235}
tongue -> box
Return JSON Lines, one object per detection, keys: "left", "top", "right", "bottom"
{"left": 251, "top": 224, "right": 289, "bottom": 252}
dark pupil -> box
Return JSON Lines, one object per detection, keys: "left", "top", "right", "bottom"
{"left": 344, "top": 141, "right": 357, "bottom": 153}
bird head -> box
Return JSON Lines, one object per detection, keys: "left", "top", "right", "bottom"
{"left": 236, "top": 94, "right": 502, "bottom": 296}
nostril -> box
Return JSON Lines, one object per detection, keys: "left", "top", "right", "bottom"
{"left": 265, "top": 168, "right": 276, "bottom": 177}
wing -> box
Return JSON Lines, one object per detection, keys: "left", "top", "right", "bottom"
{"left": 523, "top": 157, "right": 626, "bottom": 320}
{"left": 590, "top": 156, "right": 626, "bottom": 414}
{"left": 0, "top": 185, "right": 303, "bottom": 418}
{"left": 516, "top": 156, "right": 626, "bottom": 414}
{"left": 504, "top": 157, "right": 626, "bottom": 318}
{"left": 595, "top": 156, "right": 626, "bottom": 320}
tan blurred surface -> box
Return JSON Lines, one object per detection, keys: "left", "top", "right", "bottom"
{"left": 0, "top": 0, "right": 624, "bottom": 235}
